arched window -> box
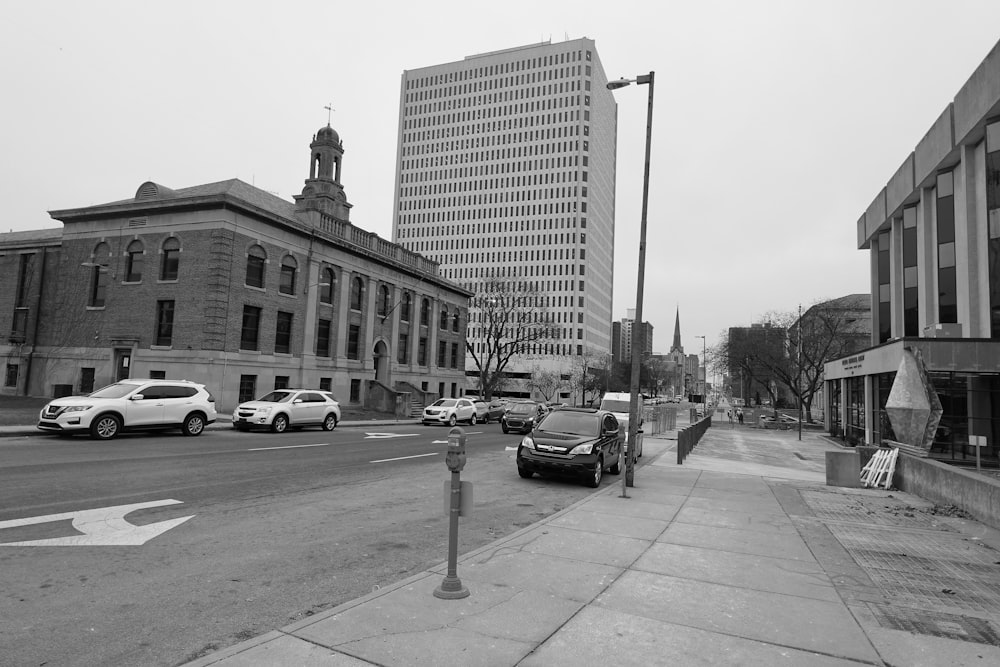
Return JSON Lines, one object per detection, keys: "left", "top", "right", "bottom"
{"left": 88, "top": 242, "right": 111, "bottom": 307}
{"left": 420, "top": 298, "right": 430, "bottom": 326}
{"left": 279, "top": 255, "right": 297, "bottom": 295}
{"left": 439, "top": 306, "right": 449, "bottom": 330}
{"left": 124, "top": 240, "right": 144, "bottom": 283}
{"left": 378, "top": 284, "right": 391, "bottom": 317}
{"left": 350, "top": 276, "right": 365, "bottom": 311}
{"left": 452, "top": 312, "right": 461, "bottom": 333}
{"left": 320, "top": 267, "right": 335, "bottom": 305}
{"left": 400, "top": 293, "right": 411, "bottom": 322}
{"left": 245, "top": 245, "right": 266, "bottom": 288}
{"left": 160, "top": 237, "right": 180, "bottom": 281}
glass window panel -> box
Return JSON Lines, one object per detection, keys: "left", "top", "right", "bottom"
{"left": 939, "top": 242, "right": 955, "bottom": 268}
{"left": 936, "top": 171, "right": 953, "bottom": 197}
{"left": 904, "top": 266, "right": 918, "bottom": 288}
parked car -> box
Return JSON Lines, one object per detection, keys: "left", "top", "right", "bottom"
{"left": 598, "top": 392, "right": 644, "bottom": 458}
{"left": 516, "top": 408, "right": 623, "bottom": 487}
{"left": 233, "top": 389, "right": 341, "bottom": 433}
{"left": 37, "top": 379, "right": 217, "bottom": 440}
{"left": 501, "top": 401, "right": 546, "bottom": 434}
{"left": 474, "top": 398, "right": 506, "bottom": 422}
{"left": 423, "top": 397, "right": 478, "bottom": 426}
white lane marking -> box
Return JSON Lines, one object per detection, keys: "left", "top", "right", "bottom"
{"left": 505, "top": 446, "right": 519, "bottom": 451}
{"left": 248, "top": 443, "right": 331, "bottom": 451}
{"left": 365, "top": 433, "right": 419, "bottom": 439}
{"left": 0, "top": 499, "right": 193, "bottom": 547}
{"left": 370, "top": 452, "right": 438, "bottom": 463}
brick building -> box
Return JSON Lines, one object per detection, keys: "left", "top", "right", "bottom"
{"left": 1, "top": 126, "right": 471, "bottom": 411}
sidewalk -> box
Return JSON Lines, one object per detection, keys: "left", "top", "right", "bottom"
{"left": 185, "top": 425, "right": 1000, "bottom": 666}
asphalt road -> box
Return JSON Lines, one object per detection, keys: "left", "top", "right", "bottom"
{"left": 0, "top": 422, "right": 615, "bottom": 666}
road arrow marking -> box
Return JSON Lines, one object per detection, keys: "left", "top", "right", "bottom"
{"left": 0, "top": 499, "right": 193, "bottom": 547}
{"left": 364, "top": 433, "right": 419, "bottom": 439}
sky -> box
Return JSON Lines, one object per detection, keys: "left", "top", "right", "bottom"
{"left": 3, "top": 0, "right": 1000, "bottom": 356}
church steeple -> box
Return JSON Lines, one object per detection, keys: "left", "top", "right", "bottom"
{"left": 670, "top": 307, "right": 683, "bottom": 354}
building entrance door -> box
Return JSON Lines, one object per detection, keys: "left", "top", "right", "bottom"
{"left": 373, "top": 341, "right": 389, "bottom": 384}
{"left": 114, "top": 348, "right": 132, "bottom": 381}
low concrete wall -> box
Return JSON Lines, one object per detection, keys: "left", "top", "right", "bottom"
{"left": 855, "top": 445, "right": 1000, "bottom": 531}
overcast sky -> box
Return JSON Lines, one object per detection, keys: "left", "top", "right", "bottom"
{"left": 4, "top": 1, "right": 1000, "bottom": 356}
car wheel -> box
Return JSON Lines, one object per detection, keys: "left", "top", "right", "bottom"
{"left": 271, "top": 414, "right": 289, "bottom": 433}
{"left": 587, "top": 457, "right": 603, "bottom": 488}
{"left": 518, "top": 467, "right": 533, "bottom": 479}
{"left": 501, "top": 424, "right": 509, "bottom": 434}
{"left": 181, "top": 413, "right": 206, "bottom": 437}
{"left": 90, "top": 414, "right": 122, "bottom": 440}
{"left": 470, "top": 414, "right": 478, "bottom": 425}
{"left": 448, "top": 414, "right": 457, "bottom": 427}
{"left": 609, "top": 450, "right": 622, "bottom": 475}
{"left": 322, "top": 413, "right": 338, "bottom": 431}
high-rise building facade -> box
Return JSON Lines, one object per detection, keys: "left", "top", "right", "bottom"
{"left": 391, "top": 38, "right": 617, "bottom": 392}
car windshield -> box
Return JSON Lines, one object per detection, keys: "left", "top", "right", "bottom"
{"left": 536, "top": 412, "right": 600, "bottom": 436}
{"left": 256, "top": 391, "right": 295, "bottom": 403}
{"left": 433, "top": 399, "right": 457, "bottom": 407}
{"left": 601, "top": 400, "right": 630, "bottom": 412}
{"left": 509, "top": 403, "right": 537, "bottom": 415}
{"left": 88, "top": 383, "right": 141, "bottom": 399}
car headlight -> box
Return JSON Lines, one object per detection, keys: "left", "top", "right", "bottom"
{"left": 569, "top": 443, "right": 594, "bottom": 455}
{"left": 521, "top": 436, "right": 535, "bottom": 451}
{"left": 63, "top": 405, "right": 92, "bottom": 412}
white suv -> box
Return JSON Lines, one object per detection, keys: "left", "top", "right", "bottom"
{"left": 233, "top": 389, "right": 341, "bottom": 433}
{"left": 38, "top": 379, "right": 217, "bottom": 440}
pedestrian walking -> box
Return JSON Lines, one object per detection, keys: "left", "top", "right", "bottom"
{"left": 737, "top": 408, "right": 744, "bottom": 425}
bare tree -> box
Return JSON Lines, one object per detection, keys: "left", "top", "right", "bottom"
{"left": 465, "top": 276, "right": 556, "bottom": 400}
{"left": 528, "top": 367, "right": 563, "bottom": 403}
{"left": 718, "top": 298, "right": 869, "bottom": 422}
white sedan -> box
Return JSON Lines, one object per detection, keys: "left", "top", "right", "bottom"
{"left": 422, "top": 398, "right": 478, "bottom": 426}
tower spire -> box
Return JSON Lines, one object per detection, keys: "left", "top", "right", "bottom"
{"left": 671, "top": 306, "right": 683, "bottom": 353}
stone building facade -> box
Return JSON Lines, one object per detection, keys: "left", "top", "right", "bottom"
{"left": 1, "top": 127, "right": 471, "bottom": 411}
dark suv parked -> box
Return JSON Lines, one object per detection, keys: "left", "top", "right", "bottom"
{"left": 516, "top": 408, "right": 623, "bottom": 488}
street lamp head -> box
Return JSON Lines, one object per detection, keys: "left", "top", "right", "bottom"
{"left": 606, "top": 78, "right": 632, "bottom": 90}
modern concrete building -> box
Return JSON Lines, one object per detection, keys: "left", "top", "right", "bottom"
{"left": 391, "top": 38, "right": 617, "bottom": 394}
{"left": 0, "top": 126, "right": 471, "bottom": 412}
{"left": 824, "top": 39, "right": 1000, "bottom": 466}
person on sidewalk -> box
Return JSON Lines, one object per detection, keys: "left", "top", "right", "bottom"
{"left": 736, "top": 407, "right": 744, "bottom": 425}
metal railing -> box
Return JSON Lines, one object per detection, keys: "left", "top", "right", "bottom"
{"left": 677, "top": 414, "right": 712, "bottom": 464}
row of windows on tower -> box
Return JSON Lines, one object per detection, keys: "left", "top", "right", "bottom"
{"left": 401, "top": 142, "right": 589, "bottom": 176}
{"left": 400, "top": 218, "right": 585, "bottom": 241}
{"left": 405, "top": 103, "right": 590, "bottom": 135}
{"left": 404, "top": 118, "right": 590, "bottom": 151}
{"left": 404, "top": 88, "right": 591, "bottom": 122}
{"left": 398, "top": 185, "right": 588, "bottom": 214}
{"left": 405, "top": 49, "right": 593, "bottom": 94}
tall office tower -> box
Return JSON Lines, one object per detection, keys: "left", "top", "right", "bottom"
{"left": 392, "top": 38, "right": 617, "bottom": 394}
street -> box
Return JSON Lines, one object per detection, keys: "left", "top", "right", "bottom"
{"left": 0, "top": 422, "right": 617, "bottom": 666}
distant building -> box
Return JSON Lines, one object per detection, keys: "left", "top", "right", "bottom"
{"left": 824, "top": 38, "right": 1000, "bottom": 463}
{"left": 0, "top": 127, "right": 471, "bottom": 411}
{"left": 614, "top": 308, "right": 653, "bottom": 364}
{"left": 390, "top": 38, "right": 617, "bottom": 393}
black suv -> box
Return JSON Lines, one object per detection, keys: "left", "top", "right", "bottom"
{"left": 516, "top": 408, "right": 623, "bottom": 488}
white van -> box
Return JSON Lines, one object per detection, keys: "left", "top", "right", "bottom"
{"left": 598, "top": 392, "right": 643, "bottom": 458}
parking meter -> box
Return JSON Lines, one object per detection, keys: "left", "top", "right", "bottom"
{"left": 445, "top": 427, "right": 467, "bottom": 472}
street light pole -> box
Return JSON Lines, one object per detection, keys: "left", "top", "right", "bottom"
{"left": 608, "top": 72, "right": 654, "bottom": 489}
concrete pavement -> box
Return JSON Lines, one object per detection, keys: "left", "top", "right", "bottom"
{"left": 181, "top": 421, "right": 1000, "bottom": 666}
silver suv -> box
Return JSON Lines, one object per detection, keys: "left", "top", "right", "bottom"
{"left": 38, "top": 379, "right": 217, "bottom": 440}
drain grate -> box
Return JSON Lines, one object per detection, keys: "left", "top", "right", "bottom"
{"left": 866, "top": 568, "right": 1000, "bottom": 615}
{"left": 868, "top": 603, "right": 1000, "bottom": 646}
{"left": 801, "top": 490, "right": 954, "bottom": 530}
{"left": 850, "top": 549, "right": 1000, "bottom": 583}
{"left": 825, "top": 523, "right": 993, "bottom": 563}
